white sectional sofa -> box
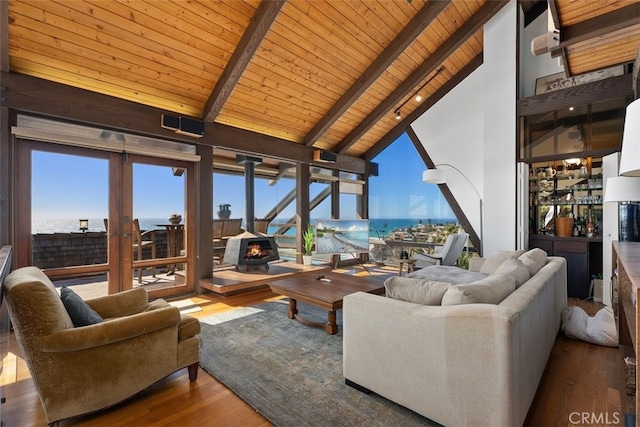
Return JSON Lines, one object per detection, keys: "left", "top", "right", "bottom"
{"left": 343, "top": 249, "right": 567, "bottom": 427}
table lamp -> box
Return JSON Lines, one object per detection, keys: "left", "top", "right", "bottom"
{"left": 619, "top": 98, "right": 640, "bottom": 177}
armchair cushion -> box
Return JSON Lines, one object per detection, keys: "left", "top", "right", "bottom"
{"left": 60, "top": 286, "right": 103, "bottom": 327}
{"left": 86, "top": 287, "right": 149, "bottom": 318}
{"left": 384, "top": 276, "right": 451, "bottom": 305}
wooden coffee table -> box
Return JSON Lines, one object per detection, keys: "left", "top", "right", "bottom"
{"left": 269, "top": 272, "right": 389, "bottom": 335}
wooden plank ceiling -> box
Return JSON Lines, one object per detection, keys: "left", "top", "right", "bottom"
{"left": 5, "top": 0, "right": 640, "bottom": 163}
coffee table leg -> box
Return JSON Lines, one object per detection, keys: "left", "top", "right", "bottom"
{"left": 325, "top": 310, "right": 338, "bottom": 335}
{"left": 288, "top": 298, "right": 298, "bottom": 320}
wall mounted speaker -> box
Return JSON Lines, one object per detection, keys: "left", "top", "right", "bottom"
{"left": 161, "top": 114, "right": 179, "bottom": 131}
{"left": 176, "top": 116, "right": 204, "bottom": 138}
{"left": 313, "top": 150, "right": 337, "bottom": 163}
{"left": 368, "top": 162, "right": 379, "bottom": 176}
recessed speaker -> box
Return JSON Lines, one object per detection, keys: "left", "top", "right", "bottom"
{"left": 161, "top": 114, "right": 179, "bottom": 131}
{"left": 176, "top": 116, "right": 204, "bottom": 138}
{"left": 313, "top": 150, "right": 337, "bottom": 163}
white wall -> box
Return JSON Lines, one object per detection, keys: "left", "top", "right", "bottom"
{"left": 412, "top": 1, "right": 520, "bottom": 257}
{"left": 411, "top": 68, "right": 484, "bottom": 246}
{"left": 483, "top": 1, "right": 518, "bottom": 256}
{"left": 603, "top": 152, "right": 620, "bottom": 306}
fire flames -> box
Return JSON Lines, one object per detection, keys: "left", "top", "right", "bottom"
{"left": 245, "top": 243, "right": 266, "bottom": 259}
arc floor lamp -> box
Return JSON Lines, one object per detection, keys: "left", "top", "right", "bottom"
{"left": 423, "top": 164, "right": 483, "bottom": 256}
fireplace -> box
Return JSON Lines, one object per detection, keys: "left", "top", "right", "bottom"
{"left": 222, "top": 155, "right": 280, "bottom": 271}
{"left": 223, "top": 231, "right": 279, "bottom": 271}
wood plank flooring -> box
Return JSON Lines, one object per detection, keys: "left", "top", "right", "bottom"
{"left": 0, "top": 288, "right": 634, "bottom": 426}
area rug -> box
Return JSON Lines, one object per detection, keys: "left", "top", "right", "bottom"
{"left": 199, "top": 300, "right": 440, "bottom": 427}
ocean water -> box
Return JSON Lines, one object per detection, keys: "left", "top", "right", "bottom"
{"left": 32, "top": 217, "right": 459, "bottom": 236}
{"left": 31, "top": 218, "right": 172, "bottom": 234}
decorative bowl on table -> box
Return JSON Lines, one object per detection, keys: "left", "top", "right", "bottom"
{"left": 169, "top": 214, "right": 182, "bottom": 224}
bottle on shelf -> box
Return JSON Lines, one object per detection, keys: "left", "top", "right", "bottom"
{"left": 586, "top": 214, "right": 595, "bottom": 238}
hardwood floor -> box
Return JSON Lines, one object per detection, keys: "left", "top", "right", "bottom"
{"left": 0, "top": 289, "right": 634, "bottom": 426}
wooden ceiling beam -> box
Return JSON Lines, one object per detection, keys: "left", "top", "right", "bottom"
{"left": 551, "top": 3, "right": 640, "bottom": 56}
{"left": 302, "top": 0, "right": 451, "bottom": 147}
{"left": 364, "top": 53, "right": 482, "bottom": 162}
{"left": 334, "top": 0, "right": 508, "bottom": 154}
{"left": 0, "top": 71, "right": 366, "bottom": 174}
{"left": 202, "top": 0, "right": 285, "bottom": 123}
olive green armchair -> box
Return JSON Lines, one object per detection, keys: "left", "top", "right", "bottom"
{"left": 2, "top": 266, "right": 200, "bottom": 427}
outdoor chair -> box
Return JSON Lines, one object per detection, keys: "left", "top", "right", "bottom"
{"left": 413, "top": 232, "right": 469, "bottom": 268}
{"left": 253, "top": 219, "right": 271, "bottom": 234}
{"left": 2, "top": 266, "right": 200, "bottom": 427}
{"left": 133, "top": 218, "right": 156, "bottom": 283}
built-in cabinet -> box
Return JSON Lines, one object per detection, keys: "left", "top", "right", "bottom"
{"left": 527, "top": 158, "right": 604, "bottom": 298}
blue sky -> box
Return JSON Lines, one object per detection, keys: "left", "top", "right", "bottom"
{"left": 31, "top": 133, "right": 454, "bottom": 224}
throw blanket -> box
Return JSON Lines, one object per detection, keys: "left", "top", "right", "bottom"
{"left": 407, "top": 265, "right": 487, "bottom": 284}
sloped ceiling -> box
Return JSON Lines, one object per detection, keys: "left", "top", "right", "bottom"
{"left": 3, "top": 0, "right": 640, "bottom": 163}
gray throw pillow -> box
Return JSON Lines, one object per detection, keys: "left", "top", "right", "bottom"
{"left": 441, "top": 274, "right": 516, "bottom": 305}
{"left": 384, "top": 276, "right": 451, "bottom": 306}
{"left": 60, "top": 286, "right": 103, "bottom": 327}
{"left": 495, "top": 258, "right": 531, "bottom": 288}
{"left": 479, "top": 250, "right": 525, "bottom": 274}
{"left": 518, "top": 248, "right": 548, "bottom": 276}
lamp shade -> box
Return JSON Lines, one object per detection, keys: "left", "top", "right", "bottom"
{"left": 620, "top": 98, "right": 640, "bottom": 177}
{"left": 422, "top": 169, "right": 447, "bottom": 184}
{"left": 604, "top": 176, "right": 640, "bottom": 202}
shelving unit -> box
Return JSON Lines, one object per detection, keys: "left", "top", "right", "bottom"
{"left": 529, "top": 158, "right": 603, "bottom": 237}
{"left": 528, "top": 157, "right": 603, "bottom": 299}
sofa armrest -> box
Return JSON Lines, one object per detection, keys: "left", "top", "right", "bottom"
{"left": 86, "top": 287, "right": 149, "bottom": 318}
{"left": 30, "top": 305, "right": 180, "bottom": 353}
{"left": 468, "top": 257, "right": 485, "bottom": 272}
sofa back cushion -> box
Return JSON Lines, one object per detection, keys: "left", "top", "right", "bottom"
{"left": 495, "top": 259, "right": 531, "bottom": 288}
{"left": 479, "top": 250, "right": 525, "bottom": 274}
{"left": 441, "top": 274, "right": 516, "bottom": 305}
{"left": 518, "top": 248, "right": 548, "bottom": 276}
{"left": 384, "top": 276, "right": 451, "bottom": 306}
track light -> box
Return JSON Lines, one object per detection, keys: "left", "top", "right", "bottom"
{"left": 391, "top": 65, "right": 445, "bottom": 121}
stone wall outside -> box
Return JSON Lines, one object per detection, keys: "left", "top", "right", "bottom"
{"left": 32, "top": 231, "right": 170, "bottom": 269}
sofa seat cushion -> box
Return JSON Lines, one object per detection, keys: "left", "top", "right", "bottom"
{"left": 495, "top": 259, "right": 531, "bottom": 288}
{"left": 441, "top": 274, "right": 516, "bottom": 305}
{"left": 406, "top": 265, "right": 487, "bottom": 284}
{"left": 384, "top": 276, "right": 451, "bottom": 305}
{"left": 479, "top": 250, "right": 525, "bottom": 274}
{"left": 60, "top": 286, "right": 104, "bottom": 327}
{"left": 518, "top": 248, "right": 548, "bottom": 276}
